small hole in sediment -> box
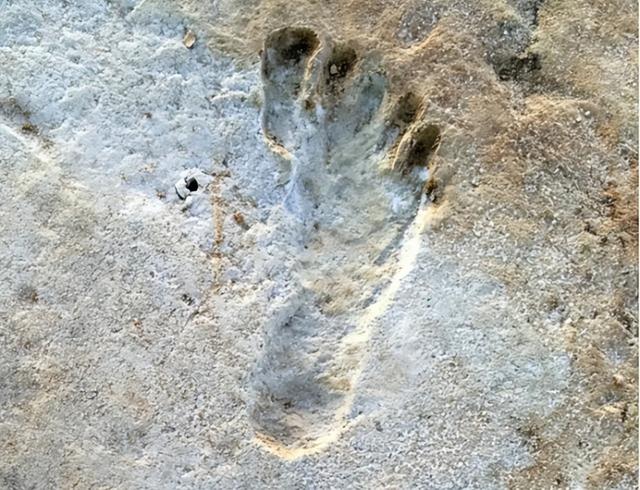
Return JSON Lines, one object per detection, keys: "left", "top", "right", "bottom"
{"left": 185, "top": 177, "right": 199, "bottom": 192}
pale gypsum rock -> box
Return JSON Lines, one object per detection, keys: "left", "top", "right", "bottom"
{"left": 183, "top": 29, "right": 197, "bottom": 49}
{"left": 175, "top": 169, "right": 212, "bottom": 200}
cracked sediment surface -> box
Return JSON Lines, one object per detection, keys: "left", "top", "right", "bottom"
{"left": 0, "top": 0, "right": 637, "bottom": 488}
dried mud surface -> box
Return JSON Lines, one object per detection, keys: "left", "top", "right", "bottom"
{"left": 0, "top": 0, "right": 637, "bottom": 488}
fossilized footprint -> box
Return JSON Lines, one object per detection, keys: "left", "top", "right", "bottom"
{"left": 249, "top": 27, "right": 441, "bottom": 458}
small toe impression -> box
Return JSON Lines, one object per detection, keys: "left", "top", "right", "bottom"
{"left": 262, "top": 27, "right": 320, "bottom": 77}
{"left": 389, "top": 92, "right": 423, "bottom": 128}
{"left": 325, "top": 44, "right": 358, "bottom": 88}
{"left": 392, "top": 123, "right": 441, "bottom": 174}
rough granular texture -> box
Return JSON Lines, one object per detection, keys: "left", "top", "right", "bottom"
{"left": 0, "top": 0, "right": 637, "bottom": 488}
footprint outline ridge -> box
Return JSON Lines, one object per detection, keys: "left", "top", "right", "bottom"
{"left": 250, "top": 25, "right": 442, "bottom": 459}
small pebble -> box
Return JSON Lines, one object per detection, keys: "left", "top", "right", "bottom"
{"left": 183, "top": 30, "right": 197, "bottom": 49}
